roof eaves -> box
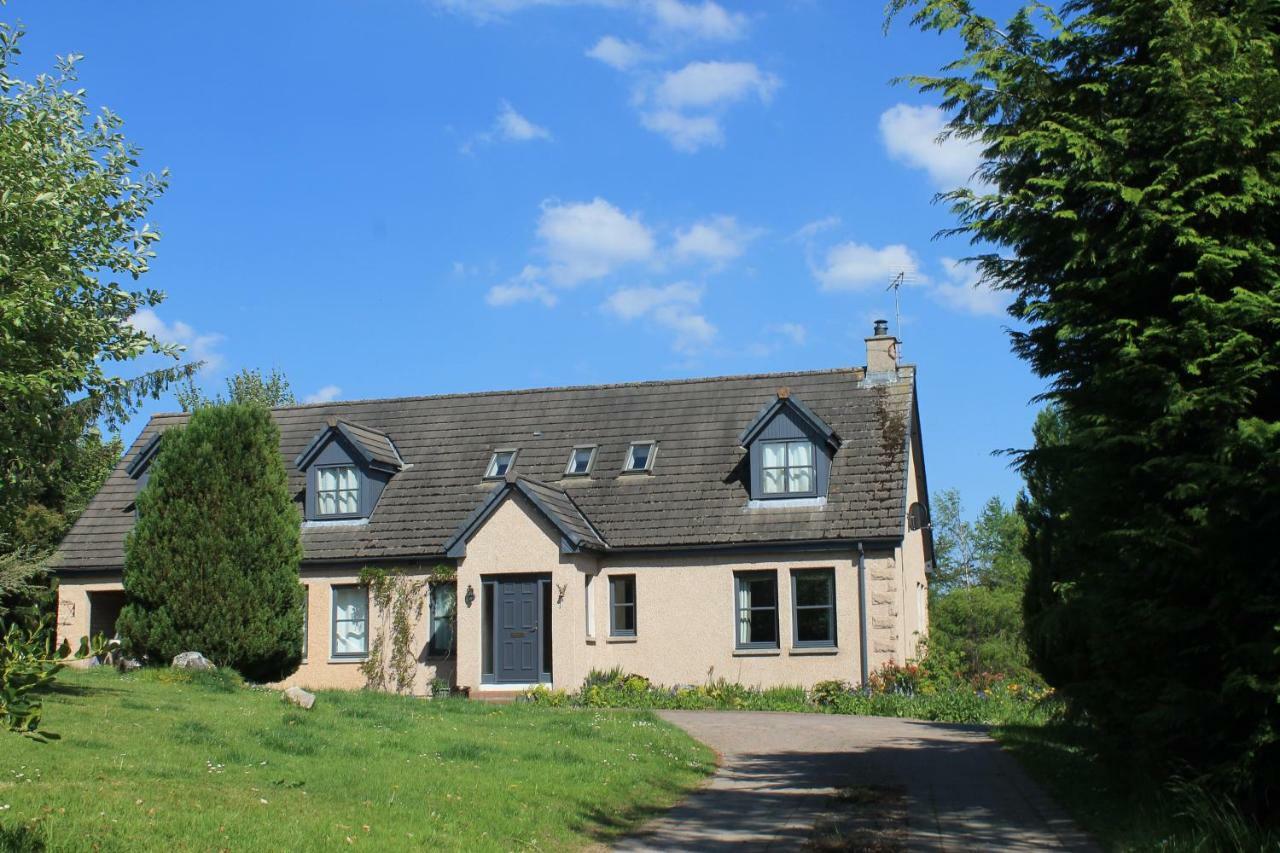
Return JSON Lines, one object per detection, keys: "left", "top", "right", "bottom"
{"left": 124, "top": 433, "right": 164, "bottom": 479}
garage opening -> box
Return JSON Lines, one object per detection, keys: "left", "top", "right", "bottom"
{"left": 88, "top": 591, "right": 127, "bottom": 641}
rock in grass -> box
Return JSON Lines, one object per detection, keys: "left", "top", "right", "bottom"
{"left": 283, "top": 686, "right": 316, "bottom": 710}
{"left": 171, "top": 651, "right": 215, "bottom": 671}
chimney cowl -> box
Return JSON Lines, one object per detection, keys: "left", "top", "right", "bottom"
{"left": 873, "top": 319, "right": 889, "bottom": 337}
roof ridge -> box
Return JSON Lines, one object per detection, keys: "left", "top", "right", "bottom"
{"left": 261, "top": 365, "right": 873, "bottom": 413}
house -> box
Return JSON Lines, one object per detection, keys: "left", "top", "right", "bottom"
{"left": 53, "top": 323, "right": 932, "bottom": 694}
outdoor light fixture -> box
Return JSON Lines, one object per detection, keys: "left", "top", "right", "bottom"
{"left": 464, "top": 584, "right": 475, "bottom": 608}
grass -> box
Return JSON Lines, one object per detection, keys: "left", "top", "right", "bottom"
{"left": 0, "top": 667, "right": 714, "bottom": 851}
{"left": 993, "top": 720, "right": 1279, "bottom": 852}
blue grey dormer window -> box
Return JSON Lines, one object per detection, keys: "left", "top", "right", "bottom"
{"left": 486, "top": 449, "right": 518, "bottom": 479}
{"left": 740, "top": 391, "right": 840, "bottom": 503}
{"left": 316, "top": 465, "right": 360, "bottom": 516}
{"left": 761, "top": 440, "right": 816, "bottom": 496}
{"left": 623, "top": 441, "right": 656, "bottom": 473}
{"left": 295, "top": 418, "right": 403, "bottom": 522}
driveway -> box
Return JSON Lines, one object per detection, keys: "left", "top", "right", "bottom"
{"left": 616, "top": 710, "right": 1096, "bottom": 852}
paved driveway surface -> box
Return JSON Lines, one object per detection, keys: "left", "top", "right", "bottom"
{"left": 617, "top": 710, "right": 1096, "bottom": 852}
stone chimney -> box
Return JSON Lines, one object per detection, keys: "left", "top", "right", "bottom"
{"left": 864, "top": 319, "right": 899, "bottom": 383}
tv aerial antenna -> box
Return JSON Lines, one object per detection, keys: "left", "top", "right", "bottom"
{"left": 886, "top": 270, "right": 914, "bottom": 363}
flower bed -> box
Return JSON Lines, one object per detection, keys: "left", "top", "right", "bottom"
{"left": 524, "top": 662, "right": 1058, "bottom": 727}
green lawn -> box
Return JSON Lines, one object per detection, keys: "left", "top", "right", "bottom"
{"left": 0, "top": 668, "right": 714, "bottom": 851}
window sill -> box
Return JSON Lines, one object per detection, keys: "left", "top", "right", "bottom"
{"left": 328, "top": 656, "right": 368, "bottom": 664}
{"left": 745, "top": 496, "right": 827, "bottom": 510}
{"left": 605, "top": 636, "right": 637, "bottom": 644}
{"left": 788, "top": 646, "right": 839, "bottom": 656}
{"left": 585, "top": 637, "right": 597, "bottom": 645}
{"left": 732, "top": 648, "right": 781, "bottom": 657}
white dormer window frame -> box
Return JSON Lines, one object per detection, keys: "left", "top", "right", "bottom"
{"left": 622, "top": 441, "right": 657, "bottom": 474}
{"left": 485, "top": 449, "right": 519, "bottom": 479}
{"left": 565, "top": 445, "right": 597, "bottom": 477}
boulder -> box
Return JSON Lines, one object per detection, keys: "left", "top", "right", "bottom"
{"left": 283, "top": 686, "right": 316, "bottom": 710}
{"left": 171, "top": 651, "right": 215, "bottom": 671}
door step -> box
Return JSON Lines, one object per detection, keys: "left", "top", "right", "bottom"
{"left": 472, "top": 690, "right": 528, "bottom": 704}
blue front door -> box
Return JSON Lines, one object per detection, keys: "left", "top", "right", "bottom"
{"left": 496, "top": 578, "right": 541, "bottom": 683}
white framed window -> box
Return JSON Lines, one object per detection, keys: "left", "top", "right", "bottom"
{"left": 317, "top": 465, "right": 360, "bottom": 515}
{"left": 331, "top": 585, "right": 369, "bottom": 658}
{"left": 761, "top": 440, "right": 815, "bottom": 496}
{"left": 565, "top": 445, "right": 596, "bottom": 476}
{"left": 485, "top": 449, "right": 518, "bottom": 479}
{"left": 623, "top": 441, "right": 656, "bottom": 473}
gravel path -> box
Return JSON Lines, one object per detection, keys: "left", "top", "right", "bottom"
{"left": 616, "top": 710, "right": 1097, "bottom": 852}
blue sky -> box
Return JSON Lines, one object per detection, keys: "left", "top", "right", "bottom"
{"left": 11, "top": 0, "right": 1044, "bottom": 511}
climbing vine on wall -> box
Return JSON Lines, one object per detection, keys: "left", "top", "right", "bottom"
{"left": 358, "top": 567, "right": 427, "bottom": 694}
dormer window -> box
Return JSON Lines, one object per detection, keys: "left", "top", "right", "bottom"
{"left": 295, "top": 418, "right": 403, "bottom": 522}
{"left": 623, "top": 441, "right": 656, "bottom": 473}
{"left": 565, "top": 446, "right": 596, "bottom": 476}
{"left": 761, "top": 440, "right": 815, "bottom": 496}
{"left": 317, "top": 465, "right": 360, "bottom": 516}
{"left": 486, "top": 449, "right": 518, "bottom": 479}
{"left": 740, "top": 390, "right": 840, "bottom": 503}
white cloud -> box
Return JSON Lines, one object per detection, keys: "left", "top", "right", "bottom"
{"left": 437, "top": 0, "right": 746, "bottom": 40}
{"left": 586, "top": 35, "right": 651, "bottom": 70}
{"left": 649, "top": 0, "right": 747, "bottom": 40}
{"left": 496, "top": 100, "right": 552, "bottom": 141}
{"left": 654, "top": 60, "right": 778, "bottom": 110}
{"left": 305, "top": 385, "right": 342, "bottom": 404}
{"left": 639, "top": 109, "right": 723, "bottom": 152}
{"left": 792, "top": 216, "right": 841, "bottom": 243}
{"left": 673, "top": 215, "right": 761, "bottom": 265}
{"left": 486, "top": 265, "right": 558, "bottom": 307}
{"left": 879, "top": 103, "right": 983, "bottom": 190}
{"left": 537, "top": 197, "right": 655, "bottom": 285}
{"left": 638, "top": 61, "right": 779, "bottom": 152}
{"left": 129, "top": 308, "right": 225, "bottom": 373}
{"left": 602, "top": 282, "right": 715, "bottom": 352}
{"left": 770, "top": 322, "right": 807, "bottom": 346}
{"left": 461, "top": 101, "right": 552, "bottom": 153}
{"left": 933, "top": 258, "right": 1008, "bottom": 317}
{"left": 812, "top": 241, "right": 920, "bottom": 292}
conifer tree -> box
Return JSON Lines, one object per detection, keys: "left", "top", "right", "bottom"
{"left": 118, "top": 404, "right": 304, "bottom": 682}
{"left": 892, "top": 0, "right": 1280, "bottom": 813}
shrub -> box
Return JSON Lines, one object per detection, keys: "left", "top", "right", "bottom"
{"left": 119, "top": 405, "right": 304, "bottom": 683}
{"left": 811, "top": 679, "right": 853, "bottom": 707}
{"left": 867, "top": 660, "right": 924, "bottom": 696}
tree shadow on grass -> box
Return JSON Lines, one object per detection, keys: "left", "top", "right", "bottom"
{"left": 0, "top": 822, "right": 45, "bottom": 852}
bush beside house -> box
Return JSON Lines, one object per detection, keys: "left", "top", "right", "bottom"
{"left": 118, "top": 404, "right": 304, "bottom": 683}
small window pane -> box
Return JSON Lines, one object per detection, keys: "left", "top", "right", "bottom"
{"left": 788, "top": 441, "right": 813, "bottom": 467}
{"left": 789, "top": 467, "right": 814, "bottom": 493}
{"left": 568, "top": 447, "right": 593, "bottom": 475}
{"left": 487, "top": 451, "right": 516, "bottom": 478}
{"left": 795, "top": 573, "right": 830, "bottom": 607}
{"left": 627, "top": 443, "right": 651, "bottom": 471}
{"left": 747, "top": 576, "right": 776, "bottom": 607}
{"left": 762, "top": 442, "right": 786, "bottom": 468}
{"left": 762, "top": 469, "right": 786, "bottom": 494}
{"left": 796, "top": 608, "right": 831, "bottom": 643}
{"left": 748, "top": 610, "right": 776, "bottom": 644}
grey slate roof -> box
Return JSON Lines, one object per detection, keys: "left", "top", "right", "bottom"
{"left": 54, "top": 366, "right": 918, "bottom": 572}
{"left": 295, "top": 418, "right": 404, "bottom": 472}
{"left": 443, "top": 474, "right": 608, "bottom": 556}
